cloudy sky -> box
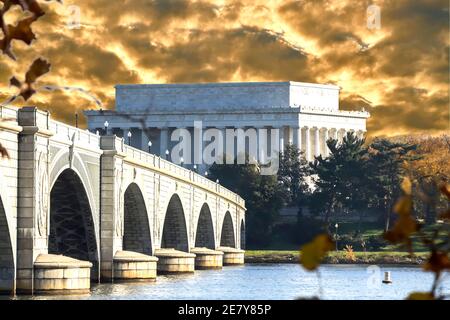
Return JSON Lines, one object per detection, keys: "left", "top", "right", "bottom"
{"left": 0, "top": 0, "right": 448, "bottom": 137}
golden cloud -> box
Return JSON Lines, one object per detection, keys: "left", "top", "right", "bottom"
{"left": 0, "top": 0, "right": 448, "bottom": 135}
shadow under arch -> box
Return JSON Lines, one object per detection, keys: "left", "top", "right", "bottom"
{"left": 161, "top": 194, "right": 189, "bottom": 252}
{"left": 123, "top": 183, "right": 152, "bottom": 255}
{"left": 49, "top": 168, "right": 99, "bottom": 280}
{"left": 220, "top": 211, "right": 236, "bottom": 248}
{"left": 240, "top": 219, "right": 246, "bottom": 250}
{"left": 195, "top": 203, "right": 215, "bottom": 249}
{"left": 0, "top": 195, "right": 14, "bottom": 294}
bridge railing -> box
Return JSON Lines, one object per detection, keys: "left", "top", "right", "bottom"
{"left": 120, "top": 141, "right": 245, "bottom": 207}
{"left": 0, "top": 106, "right": 18, "bottom": 120}
{"left": 49, "top": 119, "right": 100, "bottom": 148}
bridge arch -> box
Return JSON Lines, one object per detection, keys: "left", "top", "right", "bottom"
{"left": 49, "top": 168, "right": 99, "bottom": 279}
{"left": 0, "top": 194, "right": 14, "bottom": 294}
{"left": 123, "top": 182, "right": 152, "bottom": 255}
{"left": 220, "top": 211, "right": 236, "bottom": 248}
{"left": 161, "top": 194, "right": 189, "bottom": 252}
{"left": 194, "top": 203, "right": 215, "bottom": 249}
{"left": 240, "top": 219, "right": 246, "bottom": 250}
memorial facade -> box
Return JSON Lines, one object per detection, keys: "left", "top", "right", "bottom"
{"left": 85, "top": 81, "right": 369, "bottom": 170}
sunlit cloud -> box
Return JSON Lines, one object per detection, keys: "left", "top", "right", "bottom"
{"left": 0, "top": 0, "right": 447, "bottom": 137}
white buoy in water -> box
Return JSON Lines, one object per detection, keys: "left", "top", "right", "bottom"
{"left": 382, "top": 271, "right": 392, "bottom": 284}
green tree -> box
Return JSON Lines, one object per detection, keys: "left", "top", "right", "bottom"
{"left": 308, "top": 132, "right": 368, "bottom": 230}
{"left": 278, "top": 144, "right": 310, "bottom": 208}
{"left": 208, "top": 158, "right": 285, "bottom": 248}
{"left": 367, "top": 139, "right": 418, "bottom": 231}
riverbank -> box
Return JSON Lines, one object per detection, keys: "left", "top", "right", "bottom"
{"left": 245, "top": 250, "right": 428, "bottom": 265}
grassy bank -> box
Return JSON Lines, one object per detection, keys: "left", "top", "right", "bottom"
{"left": 267, "top": 222, "right": 445, "bottom": 252}
{"left": 245, "top": 250, "right": 429, "bottom": 265}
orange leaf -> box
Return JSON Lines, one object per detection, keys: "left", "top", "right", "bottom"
{"left": 384, "top": 205, "right": 418, "bottom": 246}
{"left": 407, "top": 292, "right": 434, "bottom": 300}
{"left": 8, "top": 58, "right": 51, "bottom": 101}
{"left": 300, "top": 234, "right": 334, "bottom": 271}
{"left": 401, "top": 177, "right": 412, "bottom": 195}
{"left": 423, "top": 251, "right": 450, "bottom": 274}
{"left": 7, "top": 16, "right": 38, "bottom": 45}
{"left": 0, "top": 142, "right": 10, "bottom": 159}
{"left": 440, "top": 184, "right": 450, "bottom": 200}
{"left": 25, "top": 57, "right": 51, "bottom": 85}
{"left": 393, "top": 195, "right": 412, "bottom": 216}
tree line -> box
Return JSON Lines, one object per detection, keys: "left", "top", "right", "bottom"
{"left": 208, "top": 133, "right": 450, "bottom": 248}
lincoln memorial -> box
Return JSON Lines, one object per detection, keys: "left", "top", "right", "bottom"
{"left": 84, "top": 81, "right": 369, "bottom": 170}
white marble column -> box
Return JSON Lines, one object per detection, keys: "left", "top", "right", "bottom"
{"left": 314, "top": 127, "right": 320, "bottom": 157}
{"left": 293, "top": 127, "right": 302, "bottom": 152}
{"left": 338, "top": 129, "right": 346, "bottom": 144}
{"left": 323, "top": 128, "right": 329, "bottom": 157}
{"left": 160, "top": 127, "right": 169, "bottom": 158}
{"left": 304, "top": 126, "right": 311, "bottom": 161}
{"left": 279, "top": 126, "right": 285, "bottom": 154}
{"left": 257, "top": 126, "right": 268, "bottom": 164}
{"left": 332, "top": 128, "right": 338, "bottom": 141}
{"left": 286, "top": 126, "right": 294, "bottom": 145}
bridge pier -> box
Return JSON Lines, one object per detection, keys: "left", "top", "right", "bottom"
{"left": 15, "top": 108, "right": 54, "bottom": 294}
{"left": 113, "top": 251, "right": 158, "bottom": 282}
{"left": 154, "top": 249, "right": 196, "bottom": 273}
{"left": 33, "top": 254, "right": 92, "bottom": 295}
{"left": 218, "top": 247, "right": 245, "bottom": 265}
{"left": 190, "top": 247, "right": 223, "bottom": 269}
{"left": 99, "top": 136, "right": 126, "bottom": 281}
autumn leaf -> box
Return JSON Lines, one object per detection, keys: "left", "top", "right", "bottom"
{"left": 384, "top": 195, "right": 418, "bottom": 253}
{"left": 0, "top": 15, "right": 39, "bottom": 60}
{"left": 0, "top": 142, "right": 9, "bottom": 159}
{"left": 300, "top": 234, "right": 334, "bottom": 271}
{"left": 423, "top": 250, "right": 450, "bottom": 275}
{"left": 25, "top": 57, "right": 51, "bottom": 84}
{"left": 393, "top": 195, "right": 413, "bottom": 216}
{"left": 440, "top": 184, "right": 450, "bottom": 200}
{"left": 0, "top": 0, "right": 58, "bottom": 59}
{"left": 406, "top": 292, "right": 434, "bottom": 300}
{"left": 383, "top": 216, "right": 418, "bottom": 243}
{"left": 7, "top": 16, "right": 38, "bottom": 45}
{"left": 9, "top": 57, "right": 51, "bottom": 101}
{"left": 400, "top": 177, "right": 412, "bottom": 195}
{"left": 8, "top": 0, "right": 46, "bottom": 18}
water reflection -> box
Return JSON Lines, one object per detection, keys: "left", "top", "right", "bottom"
{"left": 8, "top": 264, "right": 450, "bottom": 300}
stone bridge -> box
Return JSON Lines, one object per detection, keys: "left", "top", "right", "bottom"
{"left": 0, "top": 106, "right": 246, "bottom": 295}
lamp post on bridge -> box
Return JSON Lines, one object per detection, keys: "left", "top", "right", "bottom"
{"left": 104, "top": 120, "right": 109, "bottom": 135}
{"left": 148, "top": 140, "right": 152, "bottom": 153}
{"left": 165, "top": 149, "right": 169, "bottom": 160}
{"left": 193, "top": 164, "right": 197, "bottom": 173}
{"left": 180, "top": 157, "right": 184, "bottom": 167}
{"left": 127, "top": 131, "right": 132, "bottom": 145}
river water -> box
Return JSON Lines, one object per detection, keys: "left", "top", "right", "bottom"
{"left": 9, "top": 264, "right": 450, "bottom": 300}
